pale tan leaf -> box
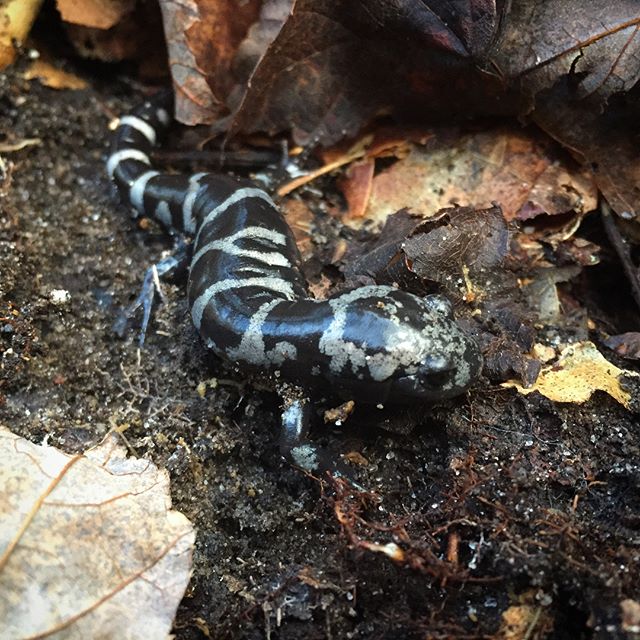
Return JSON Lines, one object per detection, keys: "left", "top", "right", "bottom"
{"left": 502, "top": 341, "right": 639, "bottom": 409}
{"left": 0, "top": 428, "right": 195, "bottom": 639}
{"left": 0, "top": 0, "right": 45, "bottom": 70}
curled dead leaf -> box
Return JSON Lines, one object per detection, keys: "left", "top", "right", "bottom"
{"left": 159, "top": 0, "right": 261, "bottom": 125}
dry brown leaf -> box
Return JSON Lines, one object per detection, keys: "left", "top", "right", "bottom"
{"left": 338, "top": 159, "right": 374, "bottom": 220}
{"left": 0, "top": 427, "right": 195, "bottom": 638}
{"left": 56, "top": 0, "right": 135, "bottom": 29}
{"left": 24, "top": 59, "right": 88, "bottom": 90}
{"left": 503, "top": 341, "right": 639, "bottom": 409}
{"left": 280, "top": 198, "right": 314, "bottom": 260}
{"left": 159, "top": 0, "right": 261, "bottom": 125}
{"left": 359, "top": 127, "right": 597, "bottom": 229}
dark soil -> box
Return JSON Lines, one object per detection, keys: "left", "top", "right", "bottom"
{"left": 1, "top": 61, "right": 639, "bottom": 640}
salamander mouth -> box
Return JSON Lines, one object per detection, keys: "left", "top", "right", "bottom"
{"left": 390, "top": 340, "right": 483, "bottom": 401}
{"left": 390, "top": 368, "right": 459, "bottom": 401}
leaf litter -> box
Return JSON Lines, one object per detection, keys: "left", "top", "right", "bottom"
{"left": 0, "top": 428, "right": 195, "bottom": 639}
{"left": 1, "top": 1, "right": 640, "bottom": 638}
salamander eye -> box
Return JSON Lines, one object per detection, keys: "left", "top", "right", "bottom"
{"left": 423, "top": 294, "right": 454, "bottom": 319}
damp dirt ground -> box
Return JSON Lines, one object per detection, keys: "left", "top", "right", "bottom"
{"left": 1, "top": 65, "right": 640, "bottom": 640}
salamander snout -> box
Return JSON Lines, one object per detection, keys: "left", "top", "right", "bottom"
{"left": 385, "top": 322, "right": 483, "bottom": 403}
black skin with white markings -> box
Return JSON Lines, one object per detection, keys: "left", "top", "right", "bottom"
{"left": 108, "top": 93, "right": 483, "bottom": 474}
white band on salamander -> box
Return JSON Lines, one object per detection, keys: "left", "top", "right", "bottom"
{"left": 107, "top": 149, "right": 151, "bottom": 178}
{"left": 193, "top": 187, "right": 276, "bottom": 248}
{"left": 155, "top": 201, "right": 172, "bottom": 227}
{"left": 118, "top": 115, "right": 157, "bottom": 145}
{"left": 191, "top": 277, "right": 295, "bottom": 329}
{"left": 182, "top": 172, "right": 209, "bottom": 234}
{"left": 129, "top": 170, "right": 160, "bottom": 212}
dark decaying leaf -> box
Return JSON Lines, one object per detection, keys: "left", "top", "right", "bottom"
{"left": 479, "top": 334, "right": 541, "bottom": 387}
{"left": 605, "top": 333, "right": 640, "bottom": 360}
{"left": 344, "top": 209, "right": 427, "bottom": 291}
{"left": 157, "top": 0, "right": 638, "bottom": 232}
{"left": 345, "top": 205, "right": 509, "bottom": 300}
{"left": 487, "top": 0, "right": 640, "bottom": 218}
{"left": 489, "top": 0, "right": 640, "bottom": 102}
{"left": 404, "top": 205, "right": 509, "bottom": 285}
{"left": 228, "top": 0, "right": 512, "bottom": 146}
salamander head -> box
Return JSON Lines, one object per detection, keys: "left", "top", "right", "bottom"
{"left": 320, "top": 289, "right": 482, "bottom": 403}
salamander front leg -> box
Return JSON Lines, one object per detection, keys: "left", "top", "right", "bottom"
{"left": 279, "top": 391, "right": 354, "bottom": 482}
{"left": 113, "top": 240, "right": 191, "bottom": 345}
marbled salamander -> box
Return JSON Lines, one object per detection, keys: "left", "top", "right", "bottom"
{"left": 108, "top": 92, "right": 482, "bottom": 473}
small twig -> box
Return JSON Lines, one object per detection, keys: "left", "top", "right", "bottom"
{"left": 601, "top": 199, "right": 640, "bottom": 311}
{"left": 152, "top": 148, "right": 281, "bottom": 169}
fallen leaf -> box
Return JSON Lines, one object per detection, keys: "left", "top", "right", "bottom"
{"left": 502, "top": 341, "right": 639, "bottom": 409}
{"left": 343, "top": 205, "right": 509, "bottom": 304}
{"left": 159, "top": 0, "right": 261, "bottom": 125}
{"left": 56, "top": 0, "right": 135, "bottom": 29}
{"left": 338, "top": 159, "right": 374, "bottom": 219}
{"left": 0, "top": 0, "right": 45, "bottom": 70}
{"left": 24, "top": 59, "right": 88, "bottom": 90}
{"left": 360, "top": 127, "right": 596, "bottom": 229}
{"left": 403, "top": 206, "right": 509, "bottom": 286}
{"left": 229, "top": 0, "right": 509, "bottom": 146}
{"left": 0, "top": 428, "right": 195, "bottom": 638}
{"left": 488, "top": 1, "right": 640, "bottom": 219}
{"left": 523, "top": 266, "right": 582, "bottom": 323}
